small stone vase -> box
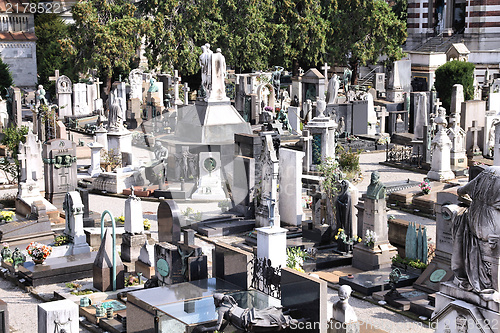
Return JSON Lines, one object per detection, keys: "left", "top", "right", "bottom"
{"left": 33, "top": 258, "right": 45, "bottom": 265}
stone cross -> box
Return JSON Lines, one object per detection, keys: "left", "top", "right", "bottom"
{"left": 49, "top": 70, "right": 60, "bottom": 85}
{"left": 434, "top": 98, "right": 442, "bottom": 114}
{"left": 182, "top": 82, "right": 190, "bottom": 106}
{"left": 94, "top": 77, "right": 103, "bottom": 99}
{"left": 321, "top": 63, "right": 330, "bottom": 85}
{"left": 469, "top": 121, "right": 482, "bottom": 155}
{"left": 49, "top": 70, "right": 60, "bottom": 98}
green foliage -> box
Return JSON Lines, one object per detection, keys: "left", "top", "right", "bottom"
{"left": 62, "top": 0, "right": 144, "bottom": 85}
{"left": 71, "top": 289, "right": 95, "bottom": 296}
{"left": 434, "top": 60, "right": 475, "bottom": 111}
{"left": 337, "top": 146, "right": 361, "bottom": 176}
{"left": 286, "top": 247, "right": 308, "bottom": 272}
{"left": 392, "top": 254, "right": 428, "bottom": 270}
{"left": 0, "top": 58, "right": 13, "bottom": 97}
{"left": 35, "top": 13, "right": 75, "bottom": 97}
{"left": 390, "top": 0, "right": 408, "bottom": 22}
{"left": 1, "top": 125, "right": 28, "bottom": 163}
{"left": 270, "top": 0, "right": 327, "bottom": 70}
{"left": 139, "top": 0, "right": 223, "bottom": 74}
{"left": 324, "top": 0, "right": 407, "bottom": 83}
{"left": 53, "top": 234, "right": 71, "bottom": 246}
{"left": 317, "top": 157, "right": 344, "bottom": 198}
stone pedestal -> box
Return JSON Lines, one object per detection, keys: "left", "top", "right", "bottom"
{"left": 427, "top": 107, "right": 455, "bottom": 181}
{"left": 304, "top": 102, "right": 336, "bottom": 171}
{"left": 94, "top": 126, "right": 108, "bottom": 151}
{"left": 121, "top": 232, "right": 147, "bottom": 263}
{"left": 107, "top": 130, "right": 132, "bottom": 158}
{"left": 362, "top": 197, "right": 389, "bottom": 246}
{"left": 125, "top": 194, "right": 144, "bottom": 234}
{"left": 256, "top": 226, "right": 287, "bottom": 268}
{"left": 352, "top": 242, "right": 397, "bottom": 270}
{"left": 87, "top": 141, "right": 103, "bottom": 177}
{"left": 38, "top": 300, "right": 79, "bottom": 333}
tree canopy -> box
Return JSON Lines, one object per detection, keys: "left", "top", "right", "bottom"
{"left": 61, "top": 0, "right": 145, "bottom": 90}
{"left": 325, "top": 0, "right": 407, "bottom": 84}
{"left": 63, "top": 0, "right": 407, "bottom": 82}
{"left": 0, "top": 57, "right": 13, "bottom": 98}
{"left": 35, "top": 13, "right": 75, "bottom": 97}
{"left": 434, "top": 60, "right": 475, "bottom": 112}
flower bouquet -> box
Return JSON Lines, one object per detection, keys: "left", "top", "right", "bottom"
{"left": 26, "top": 242, "right": 52, "bottom": 264}
{"left": 143, "top": 219, "right": 151, "bottom": 230}
{"left": 0, "top": 211, "right": 14, "bottom": 222}
{"left": 420, "top": 180, "right": 431, "bottom": 195}
{"left": 364, "top": 229, "right": 378, "bottom": 247}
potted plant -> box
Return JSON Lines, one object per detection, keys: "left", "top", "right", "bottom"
{"left": 0, "top": 211, "right": 14, "bottom": 222}
{"left": 26, "top": 242, "right": 52, "bottom": 264}
{"left": 334, "top": 228, "right": 361, "bottom": 254}
{"left": 218, "top": 200, "right": 231, "bottom": 213}
{"left": 420, "top": 180, "right": 431, "bottom": 195}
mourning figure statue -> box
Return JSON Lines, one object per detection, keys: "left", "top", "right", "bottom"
{"left": 192, "top": 293, "right": 297, "bottom": 333}
{"left": 148, "top": 78, "right": 159, "bottom": 93}
{"left": 326, "top": 74, "right": 340, "bottom": 104}
{"left": 366, "top": 171, "right": 385, "bottom": 200}
{"left": 107, "top": 97, "right": 124, "bottom": 132}
{"left": 336, "top": 180, "right": 353, "bottom": 252}
{"left": 451, "top": 166, "right": 500, "bottom": 300}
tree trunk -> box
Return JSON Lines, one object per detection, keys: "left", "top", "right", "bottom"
{"left": 350, "top": 61, "right": 359, "bottom": 85}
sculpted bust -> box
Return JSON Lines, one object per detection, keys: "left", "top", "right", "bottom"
{"left": 333, "top": 285, "right": 358, "bottom": 324}
{"left": 366, "top": 171, "right": 385, "bottom": 200}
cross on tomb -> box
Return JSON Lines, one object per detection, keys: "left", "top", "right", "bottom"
{"left": 469, "top": 120, "right": 482, "bottom": 155}
{"left": 434, "top": 98, "right": 442, "bottom": 113}
{"left": 49, "top": 70, "right": 60, "bottom": 84}
{"left": 94, "top": 77, "right": 103, "bottom": 99}
{"left": 321, "top": 63, "right": 331, "bottom": 84}
{"left": 182, "top": 83, "right": 190, "bottom": 105}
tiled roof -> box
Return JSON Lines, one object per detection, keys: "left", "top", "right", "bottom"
{"left": 0, "top": 31, "right": 36, "bottom": 41}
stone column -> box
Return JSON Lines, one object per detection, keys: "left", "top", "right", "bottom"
{"left": 87, "top": 141, "right": 103, "bottom": 177}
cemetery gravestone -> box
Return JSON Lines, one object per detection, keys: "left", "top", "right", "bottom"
{"left": 56, "top": 75, "right": 72, "bottom": 118}
{"left": 279, "top": 148, "right": 304, "bottom": 226}
{"left": 93, "top": 229, "right": 125, "bottom": 292}
{"left": 427, "top": 107, "right": 455, "bottom": 181}
{"left": 157, "top": 199, "right": 181, "bottom": 243}
{"left": 191, "top": 152, "right": 227, "bottom": 201}
{"left": 461, "top": 100, "right": 486, "bottom": 153}
{"left": 63, "top": 191, "right": 91, "bottom": 255}
{"left": 43, "top": 139, "right": 77, "bottom": 209}
{"left": 304, "top": 101, "right": 336, "bottom": 171}
{"left": 73, "top": 83, "right": 89, "bottom": 115}
{"left": 38, "top": 300, "right": 78, "bottom": 333}
{"left": 353, "top": 172, "right": 397, "bottom": 270}
{"left": 121, "top": 189, "right": 147, "bottom": 263}
{"left": 413, "top": 92, "right": 428, "bottom": 140}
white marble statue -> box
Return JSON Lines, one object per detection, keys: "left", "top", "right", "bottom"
{"left": 332, "top": 285, "right": 358, "bottom": 324}
{"left": 211, "top": 48, "right": 227, "bottom": 101}
{"left": 326, "top": 74, "right": 340, "bottom": 104}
